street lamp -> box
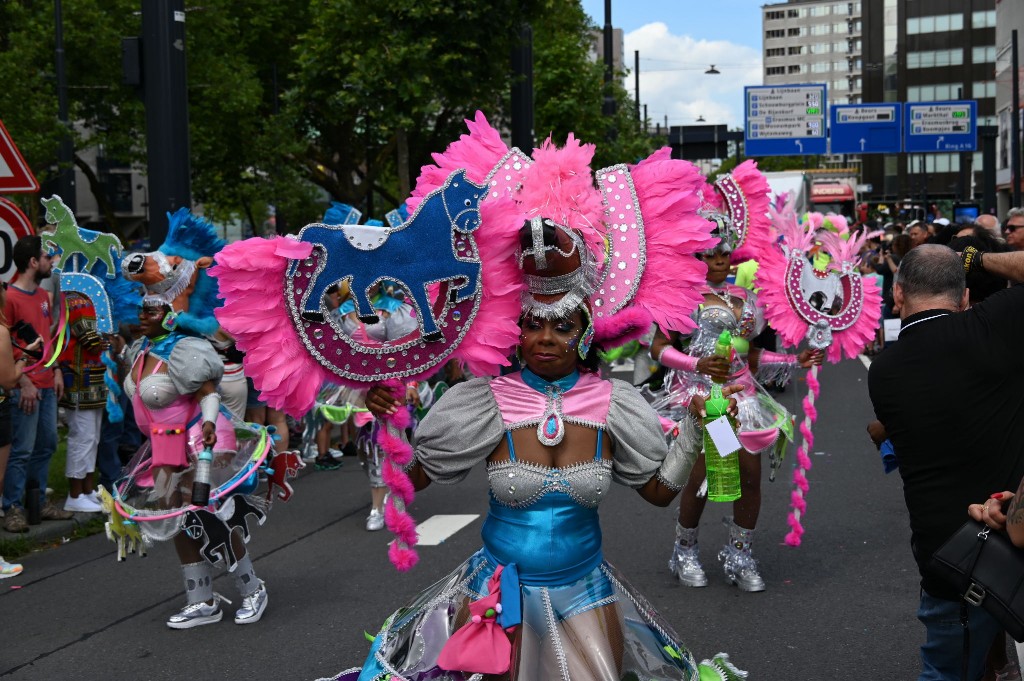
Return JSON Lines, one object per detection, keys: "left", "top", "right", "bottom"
{"left": 705, "top": 65, "right": 721, "bottom": 75}
{"left": 696, "top": 115, "right": 706, "bottom": 122}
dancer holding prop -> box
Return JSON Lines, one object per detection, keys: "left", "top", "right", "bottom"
{"left": 101, "top": 210, "right": 276, "bottom": 629}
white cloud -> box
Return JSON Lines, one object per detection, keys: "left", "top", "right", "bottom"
{"left": 624, "top": 22, "right": 761, "bottom": 129}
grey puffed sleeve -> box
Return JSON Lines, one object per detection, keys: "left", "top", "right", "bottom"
{"left": 167, "top": 337, "right": 224, "bottom": 395}
{"left": 413, "top": 377, "right": 505, "bottom": 485}
{"left": 605, "top": 378, "right": 669, "bottom": 488}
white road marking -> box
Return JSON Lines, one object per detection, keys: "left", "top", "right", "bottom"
{"left": 411, "top": 514, "right": 480, "bottom": 546}
{"left": 858, "top": 354, "right": 872, "bottom": 370}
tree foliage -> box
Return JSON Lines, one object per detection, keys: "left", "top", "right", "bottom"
{"left": 0, "top": 0, "right": 651, "bottom": 232}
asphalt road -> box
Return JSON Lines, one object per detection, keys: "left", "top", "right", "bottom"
{"left": 2, "top": 358, "right": 927, "bottom": 680}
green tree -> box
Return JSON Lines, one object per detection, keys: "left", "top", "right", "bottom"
{"left": 532, "top": 1, "right": 655, "bottom": 167}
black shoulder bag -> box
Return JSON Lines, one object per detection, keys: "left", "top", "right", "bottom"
{"left": 930, "top": 519, "right": 1024, "bottom": 679}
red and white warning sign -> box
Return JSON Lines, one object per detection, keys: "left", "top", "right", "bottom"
{"left": 0, "top": 197, "right": 35, "bottom": 281}
{"left": 0, "top": 120, "right": 40, "bottom": 193}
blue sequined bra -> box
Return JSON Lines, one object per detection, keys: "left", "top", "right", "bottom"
{"left": 486, "top": 430, "right": 612, "bottom": 509}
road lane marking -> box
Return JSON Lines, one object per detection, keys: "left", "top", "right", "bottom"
{"left": 411, "top": 514, "right": 480, "bottom": 545}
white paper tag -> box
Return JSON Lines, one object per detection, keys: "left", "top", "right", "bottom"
{"left": 706, "top": 416, "right": 741, "bottom": 457}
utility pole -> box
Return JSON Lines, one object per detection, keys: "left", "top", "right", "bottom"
{"left": 1013, "top": 30, "right": 1022, "bottom": 208}
{"left": 634, "top": 50, "right": 640, "bottom": 124}
{"left": 141, "top": 0, "right": 191, "bottom": 247}
{"left": 510, "top": 24, "right": 534, "bottom": 152}
{"left": 54, "top": 0, "right": 75, "bottom": 211}
{"left": 602, "top": 0, "right": 617, "bottom": 140}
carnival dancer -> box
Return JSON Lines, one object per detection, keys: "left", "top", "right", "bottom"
{"left": 654, "top": 202, "right": 823, "bottom": 592}
{"left": 115, "top": 210, "right": 271, "bottom": 628}
{"left": 331, "top": 220, "right": 745, "bottom": 680}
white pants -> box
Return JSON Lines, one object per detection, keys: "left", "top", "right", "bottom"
{"left": 220, "top": 374, "right": 248, "bottom": 421}
{"left": 65, "top": 407, "right": 103, "bottom": 479}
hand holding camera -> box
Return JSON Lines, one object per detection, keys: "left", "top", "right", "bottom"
{"left": 10, "top": 321, "right": 42, "bottom": 358}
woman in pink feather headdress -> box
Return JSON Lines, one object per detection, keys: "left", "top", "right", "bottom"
{"left": 326, "top": 121, "right": 746, "bottom": 681}
{"left": 652, "top": 165, "right": 824, "bottom": 594}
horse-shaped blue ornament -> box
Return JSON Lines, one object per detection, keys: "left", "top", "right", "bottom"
{"left": 293, "top": 169, "right": 484, "bottom": 342}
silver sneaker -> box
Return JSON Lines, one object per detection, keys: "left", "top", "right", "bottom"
{"left": 166, "top": 594, "right": 230, "bottom": 629}
{"left": 365, "top": 508, "right": 385, "bottom": 532}
{"left": 234, "top": 581, "right": 268, "bottom": 625}
{"left": 669, "top": 543, "right": 708, "bottom": 587}
{"left": 719, "top": 544, "right": 766, "bottom": 592}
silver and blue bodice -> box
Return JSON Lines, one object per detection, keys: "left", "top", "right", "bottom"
{"left": 411, "top": 371, "right": 667, "bottom": 584}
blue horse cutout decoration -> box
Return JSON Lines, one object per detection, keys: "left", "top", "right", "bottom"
{"left": 294, "top": 169, "right": 484, "bottom": 342}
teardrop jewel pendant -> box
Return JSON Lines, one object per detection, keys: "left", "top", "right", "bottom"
{"left": 537, "top": 387, "right": 565, "bottom": 447}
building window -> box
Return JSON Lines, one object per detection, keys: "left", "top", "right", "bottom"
{"left": 811, "top": 43, "right": 829, "bottom": 54}
{"left": 908, "top": 14, "right": 965, "bottom": 35}
{"left": 766, "top": 29, "right": 785, "bottom": 39}
{"left": 766, "top": 10, "right": 785, "bottom": 20}
{"left": 907, "top": 49, "right": 964, "bottom": 69}
{"left": 788, "top": 64, "right": 802, "bottom": 74}
{"left": 832, "top": 79, "right": 849, "bottom": 92}
{"left": 972, "top": 10, "right": 996, "bottom": 28}
{"left": 766, "top": 66, "right": 785, "bottom": 76}
{"left": 767, "top": 48, "right": 785, "bottom": 58}
{"left": 788, "top": 9, "right": 799, "bottom": 18}
{"left": 788, "top": 46, "right": 803, "bottom": 56}
{"left": 832, "top": 61, "right": 846, "bottom": 71}
{"left": 973, "top": 81, "right": 996, "bottom": 98}
{"left": 811, "top": 62, "right": 830, "bottom": 73}
{"left": 832, "top": 22, "right": 845, "bottom": 34}
{"left": 972, "top": 46, "right": 997, "bottom": 64}
{"left": 788, "top": 27, "right": 803, "bottom": 37}
{"left": 811, "top": 24, "right": 829, "bottom": 36}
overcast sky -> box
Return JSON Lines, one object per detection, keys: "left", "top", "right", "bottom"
{"left": 580, "top": 0, "right": 765, "bottom": 129}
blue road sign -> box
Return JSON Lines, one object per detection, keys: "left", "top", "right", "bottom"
{"left": 830, "top": 103, "right": 902, "bottom": 154}
{"left": 744, "top": 84, "right": 827, "bottom": 156}
{"left": 904, "top": 101, "right": 977, "bottom": 153}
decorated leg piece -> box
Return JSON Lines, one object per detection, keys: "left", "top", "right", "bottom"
{"left": 669, "top": 522, "right": 707, "bottom": 588}
{"left": 718, "top": 517, "right": 765, "bottom": 593}
{"left": 167, "top": 561, "right": 229, "bottom": 629}
{"left": 232, "top": 553, "right": 268, "bottom": 625}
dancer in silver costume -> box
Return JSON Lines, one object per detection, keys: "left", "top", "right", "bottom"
{"left": 652, "top": 215, "right": 823, "bottom": 593}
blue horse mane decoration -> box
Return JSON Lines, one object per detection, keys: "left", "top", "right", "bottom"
{"left": 291, "top": 169, "right": 484, "bottom": 343}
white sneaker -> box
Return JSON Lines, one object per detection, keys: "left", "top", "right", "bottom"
{"left": 0, "top": 556, "right": 23, "bottom": 579}
{"left": 328, "top": 448, "right": 344, "bottom": 460}
{"left": 64, "top": 495, "right": 103, "bottom": 513}
{"left": 365, "top": 508, "right": 385, "bottom": 532}
{"left": 85, "top": 491, "right": 101, "bottom": 506}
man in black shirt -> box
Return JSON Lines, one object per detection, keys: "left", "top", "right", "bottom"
{"left": 869, "top": 245, "right": 1024, "bottom": 681}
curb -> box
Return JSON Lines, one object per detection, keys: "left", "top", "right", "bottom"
{"left": 1, "top": 511, "right": 103, "bottom": 547}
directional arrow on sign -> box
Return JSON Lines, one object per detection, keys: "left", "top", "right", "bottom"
{"left": 0, "top": 120, "right": 39, "bottom": 193}
{"left": 795, "top": 140, "right": 804, "bottom": 152}
{"left": 860, "top": 138, "right": 866, "bottom": 151}
{"left": 936, "top": 136, "right": 945, "bottom": 150}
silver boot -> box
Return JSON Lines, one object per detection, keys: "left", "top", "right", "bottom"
{"left": 719, "top": 517, "right": 765, "bottom": 592}
{"left": 668, "top": 523, "right": 708, "bottom": 587}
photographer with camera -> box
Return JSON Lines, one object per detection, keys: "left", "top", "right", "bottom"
{"left": 1, "top": 236, "right": 71, "bottom": 534}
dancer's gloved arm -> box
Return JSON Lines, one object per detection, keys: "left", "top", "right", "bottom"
{"left": 645, "top": 386, "right": 743, "bottom": 503}
{"left": 753, "top": 348, "right": 823, "bottom": 386}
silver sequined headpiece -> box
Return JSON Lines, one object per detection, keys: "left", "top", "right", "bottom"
{"left": 519, "top": 217, "right": 599, "bottom": 320}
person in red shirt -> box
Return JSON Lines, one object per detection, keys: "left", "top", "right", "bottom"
{"left": 1, "top": 235, "right": 71, "bottom": 533}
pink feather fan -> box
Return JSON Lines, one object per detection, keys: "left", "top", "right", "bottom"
{"left": 756, "top": 206, "right": 882, "bottom": 363}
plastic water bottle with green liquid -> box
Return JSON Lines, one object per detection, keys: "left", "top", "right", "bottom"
{"left": 704, "top": 329, "right": 742, "bottom": 502}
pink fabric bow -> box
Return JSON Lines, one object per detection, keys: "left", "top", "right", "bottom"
{"left": 437, "top": 565, "right": 512, "bottom": 674}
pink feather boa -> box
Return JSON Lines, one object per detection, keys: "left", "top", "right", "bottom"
{"left": 211, "top": 237, "right": 331, "bottom": 416}
{"left": 375, "top": 382, "right": 420, "bottom": 571}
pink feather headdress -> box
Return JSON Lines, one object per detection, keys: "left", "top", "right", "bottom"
{"left": 696, "top": 159, "right": 772, "bottom": 265}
